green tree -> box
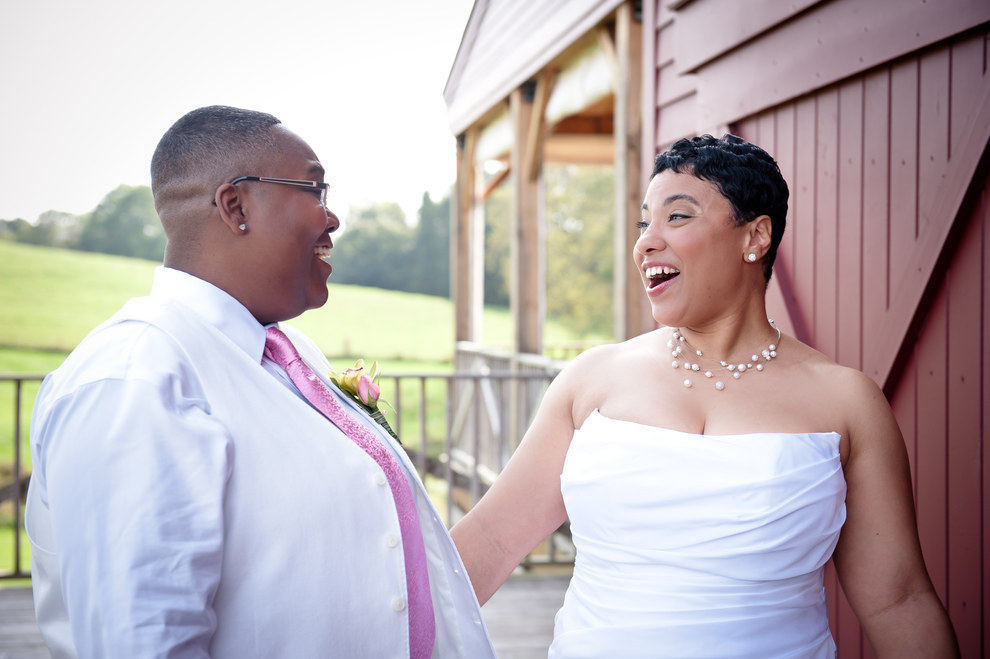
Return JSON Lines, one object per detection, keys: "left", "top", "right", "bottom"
{"left": 76, "top": 185, "right": 164, "bottom": 261}
{"left": 483, "top": 182, "right": 511, "bottom": 307}
{"left": 331, "top": 201, "right": 412, "bottom": 291}
{"left": 410, "top": 192, "right": 450, "bottom": 297}
{"left": 0, "top": 211, "right": 80, "bottom": 248}
{"left": 544, "top": 164, "right": 614, "bottom": 336}
{"left": 0, "top": 218, "right": 35, "bottom": 243}
{"left": 34, "top": 211, "right": 81, "bottom": 248}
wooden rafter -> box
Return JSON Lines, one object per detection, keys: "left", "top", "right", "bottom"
{"left": 523, "top": 69, "right": 555, "bottom": 182}
{"left": 596, "top": 24, "right": 619, "bottom": 86}
{"left": 481, "top": 165, "right": 511, "bottom": 201}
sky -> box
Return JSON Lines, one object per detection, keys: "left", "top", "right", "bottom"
{"left": 0, "top": 0, "right": 474, "bottom": 225}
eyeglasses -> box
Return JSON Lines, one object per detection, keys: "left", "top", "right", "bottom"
{"left": 231, "top": 176, "right": 330, "bottom": 206}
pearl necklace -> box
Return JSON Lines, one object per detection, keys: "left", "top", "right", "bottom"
{"left": 669, "top": 320, "right": 780, "bottom": 391}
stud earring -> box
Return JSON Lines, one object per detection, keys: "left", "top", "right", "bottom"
{"left": 238, "top": 224, "right": 246, "bottom": 231}
{"left": 747, "top": 253, "right": 757, "bottom": 262}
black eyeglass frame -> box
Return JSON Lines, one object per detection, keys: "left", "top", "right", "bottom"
{"left": 230, "top": 176, "right": 330, "bottom": 206}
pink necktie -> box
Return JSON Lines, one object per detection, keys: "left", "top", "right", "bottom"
{"left": 264, "top": 327, "right": 435, "bottom": 658}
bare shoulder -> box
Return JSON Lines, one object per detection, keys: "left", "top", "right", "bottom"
{"left": 554, "top": 332, "right": 654, "bottom": 380}
{"left": 810, "top": 353, "right": 883, "bottom": 403}
{"left": 549, "top": 331, "right": 664, "bottom": 426}
{"left": 782, "top": 337, "right": 896, "bottom": 445}
{"left": 797, "top": 343, "right": 886, "bottom": 408}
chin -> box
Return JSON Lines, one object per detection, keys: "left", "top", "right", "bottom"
{"left": 649, "top": 304, "right": 684, "bottom": 328}
{"left": 306, "top": 287, "right": 330, "bottom": 311}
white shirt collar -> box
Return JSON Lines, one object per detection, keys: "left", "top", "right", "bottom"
{"left": 150, "top": 266, "right": 268, "bottom": 363}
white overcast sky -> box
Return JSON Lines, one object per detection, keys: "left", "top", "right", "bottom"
{"left": 0, "top": 0, "right": 474, "bottom": 223}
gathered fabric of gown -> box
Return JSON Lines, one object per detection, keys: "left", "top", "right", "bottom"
{"left": 551, "top": 410, "right": 847, "bottom": 659}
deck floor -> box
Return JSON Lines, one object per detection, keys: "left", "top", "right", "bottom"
{"left": 0, "top": 573, "right": 570, "bottom": 658}
{"left": 0, "top": 587, "right": 48, "bottom": 659}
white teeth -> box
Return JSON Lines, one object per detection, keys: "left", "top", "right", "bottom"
{"left": 645, "top": 265, "right": 679, "bottom": 278}
{"left": 314, "top": 246, "right": 331, "bottom": 261}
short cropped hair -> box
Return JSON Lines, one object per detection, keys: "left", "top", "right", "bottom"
{"left": 150, "top": 105, "right": 281, "bottom": 201}
{"left": 652, "top": 134, "right": 788, "bottom": 282}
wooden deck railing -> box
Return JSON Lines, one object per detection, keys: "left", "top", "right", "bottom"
{"left": 0, "top": 374, "right": 42, "bottom": 580}
{"left": 1, "top": 356, "right": 573, "bottom": 579}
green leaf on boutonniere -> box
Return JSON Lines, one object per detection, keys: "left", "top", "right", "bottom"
{"left": 328, "top": 360, "right": 401, "bottom": 444}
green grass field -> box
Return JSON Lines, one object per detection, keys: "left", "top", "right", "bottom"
{"left": 0, "top": 238, "right": 600, "bottom": 458}
{"left": 0, "top": 240, "right": 595, "bottom": 363}
{"left": 0, "top": 239, "right": 603, "bottom": 575}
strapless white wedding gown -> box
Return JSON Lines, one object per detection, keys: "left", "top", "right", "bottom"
{"left": 550, "top": 410, "right": 846, "bottom": 658}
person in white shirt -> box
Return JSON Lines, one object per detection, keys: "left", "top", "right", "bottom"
{"left": 25, "top": 105, "right": 496, "bottom": 658}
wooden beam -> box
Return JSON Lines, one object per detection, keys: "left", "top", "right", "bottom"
{"left": 545, "top": 134, "right": 614, "bottom": 165}
{"left": 597, "top": 24, "right": 620, "bottom": 86}
{"left": 551, "top": 114, "right": 614, "bottom": 135}
{"left": 641, "top": 0, "right": 658, "bottom": 198}
{"left": 613, "top": 1, "right": 648, "bottom": 340}
{"left": 453, "top": 129, "right": 472, "bottom": 344}
{"left": 523, "top": 70, "right": 555, "bottom": 183}
{"left": 454, "top": 127, "right": 481, "bottom": 344}
{"left": 510, "top": 87, "right": 545, "bottom": 356}
{"left": 481, "top": 165, "right": 511, "bottom": 202}
{"left": 469, "top": 157, "right": 486, "bottom": 345}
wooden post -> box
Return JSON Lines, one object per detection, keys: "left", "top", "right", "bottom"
{"left": 453, "top": 128, "right": 482, "bottom": 345}
{"left": 612, "top": 1, "right": 648, "bottom": 340}
{"left": 509, "top": 83, "right": 546, "bottom": 357}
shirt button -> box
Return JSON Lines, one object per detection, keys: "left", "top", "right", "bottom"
{"left": 392, "top": 597, "right": 406, "bottom": 612}
{"left": 385, "top": 533, "right": 399, "bottom": 548}
{"left": 375, "top": 473, "right": 388, "bottom": 486}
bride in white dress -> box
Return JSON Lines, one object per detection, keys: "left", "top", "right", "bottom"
{"left": 452, "top": 135, "right": 958, "bottom": 658}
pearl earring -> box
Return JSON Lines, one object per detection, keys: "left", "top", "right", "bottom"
{"left": 238, "top": 224, "right": 246, "bottom": 231}
{"left": 747, "top": 253, "right": 757, "bottom": 262}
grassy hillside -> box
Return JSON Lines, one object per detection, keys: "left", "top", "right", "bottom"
{"left": 0, "top": 240, "right": 609, "bottom": 574}
{"left": 0, "top": 240, "right": 595, "bottom": 368}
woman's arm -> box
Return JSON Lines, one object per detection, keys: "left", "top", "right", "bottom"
{"left": 831, "top": 369, "right": 959, "bottom": 657}
{"left": 451, "top": 363, "right": 581, "bottom": 605}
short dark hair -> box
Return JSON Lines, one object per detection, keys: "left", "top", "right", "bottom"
{"left": 150, "top": 105, "right": 281, "bottom": 198}
{"left": 652, "top": 134, "right": 788, "bottom": 282}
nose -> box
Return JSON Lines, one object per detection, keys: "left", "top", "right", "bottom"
{"left": 324, "top": 207, "right": 341, "bottom": 234}
{"left": 634, "top": 223, "right": 665, "bottom": 256}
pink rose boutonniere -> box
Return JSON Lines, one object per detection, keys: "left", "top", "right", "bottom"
{"left": 328, "top": 359, "right": 400, "bottom": 443}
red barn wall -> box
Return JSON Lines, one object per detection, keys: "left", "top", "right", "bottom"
{"left": 645, "top": 0, "right": 989, "bottom": 654}
{"left": 732, "top": 24, "right": 988, "bottom": 659}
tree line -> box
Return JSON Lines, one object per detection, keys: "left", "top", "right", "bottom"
{"left": 0, "top": 185, "right": 454, "bottom": 299}
{"left": 1, "top": 164, "right": 614, "bottom": 338}
{"left": 1, "top": 185, "right": 166, "bottom": 261}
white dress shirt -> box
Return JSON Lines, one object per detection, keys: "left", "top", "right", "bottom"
{"left": 25, "top": 266, "right": 495, "bottom": 658}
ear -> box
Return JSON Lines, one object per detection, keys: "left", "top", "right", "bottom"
{"left": 744, "top": 215, "right": 772, "bottom": 258}
{"left": 214, "top": 183, "right": 247, "bottom": 235}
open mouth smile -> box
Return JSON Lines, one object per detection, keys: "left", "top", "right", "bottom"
{"left": 314, "top": 245, "right": 331, "bottom": 263}
{"left": 645, "top": 265, "right": 679, "bottom": 288}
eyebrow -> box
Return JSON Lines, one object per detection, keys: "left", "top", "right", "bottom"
{"left": 642, "top": 192, "right": 699, "bottom": 213}
{"left": 662, "top": 193, "right": 698, "bottom": 207}
{"left": 309, "top": 164, "right": 326, "bottom": 178}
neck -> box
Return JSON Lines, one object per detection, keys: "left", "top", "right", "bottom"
{"left": 674, "top": 315, "right": 778, "bottom": 365}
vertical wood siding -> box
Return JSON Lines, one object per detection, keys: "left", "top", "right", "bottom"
{"left": 733, "top": 28, "right": 989, "bottom": 658}
{"left": 889, "top": 170, "right": 987, "bottom": 659}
